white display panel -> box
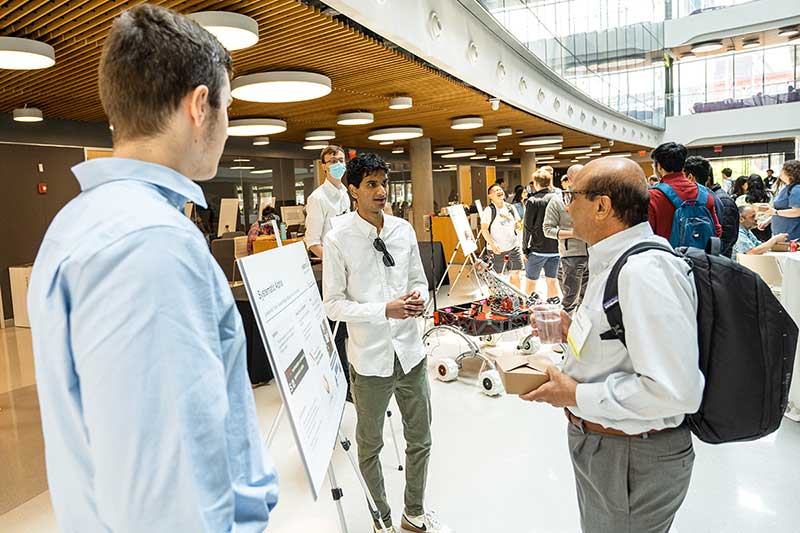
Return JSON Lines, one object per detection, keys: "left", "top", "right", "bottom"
{"left": 237, "top": 243, "right": 347, "bottom": 500}
{"left": 475, "top": 200, "right": 484, "bottom": 222}
{"left": 218, "top": 198, "right": 240, "bottom": 237}
{"left": 281, "top": 205, "right": 306, "bottom": 226}
{"left": 447, "top": 204, "right": 478, "bottom": 256}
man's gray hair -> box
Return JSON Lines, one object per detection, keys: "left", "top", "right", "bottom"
{"left": 567, "top": 164, "right": 584, "bottom": 178}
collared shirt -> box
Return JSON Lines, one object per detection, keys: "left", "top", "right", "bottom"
{"left": 482, "top": 202, "right": 521, "bottom": 252}
{"left": 28, "top": 157, "right": 278, "bottom": 533}
{"left": 563, "top": 222, "right": 705, "bottom": 435}
{"left": 733, "top": 226, "right": 763, "bottom": 256}
{"left": 648, "top": 171, "right": 722, "bottom": 240}
{"left": 322, "top": 212, "right": 429, "bottom": 377}
{"left": 304, "top": 179, "right": 350, "bottom": 248}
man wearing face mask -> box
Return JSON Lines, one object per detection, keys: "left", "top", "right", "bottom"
{"left": 305, "top": 145, "right": 351, "bottom": 259}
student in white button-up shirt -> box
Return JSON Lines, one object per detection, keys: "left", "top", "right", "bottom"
{"left": 522, "top": 158, "right": 704, "bottom": 533}
{"left": 305, "top": 145, "right": 351, "bottom": 259}
{"left": 323, "top": 154, "right": 453, "bottom": 533}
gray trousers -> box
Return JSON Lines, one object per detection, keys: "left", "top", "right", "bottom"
{"left": 559, "top": 256, "right": 589, "bottom": 314}
{"left": 568, "top": 423, "right": 695, "bottom": 533}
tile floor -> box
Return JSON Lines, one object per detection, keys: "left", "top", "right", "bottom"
{"left": 1, "top": 270, "right": 799, "bottom": 533}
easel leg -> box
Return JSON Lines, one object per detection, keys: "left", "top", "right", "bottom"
{"left": 266, "top": 404, "right": 285, "bottom": 447}
{"left": 327, "top": 464, "right": 349, "bottom": 533}
{"left": 447, "top": 259, "right": 472, "bottom": 296}
{"left": 425, "top": 243, "right": 461, "bottom": 315}
{"left": 339, "top": 432, "right": 390, "bottom": 533}
{"left": 386, "top": 410, "right": 403, "bottom": 471}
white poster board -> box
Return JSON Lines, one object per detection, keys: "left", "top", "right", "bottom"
{"left": 237, "top": 243, "right": 347, "bottom": 500}
{"left": 281, "top": 205, "right": 306, "bottom": 226}
{"left": 475, "top": 200, "right": 484, "bottom": 222}
{"left": 259, "top": 196, "right": 275, "bottom": 216}
{"left": 447, "top": 204, "right": 478, "bottom": 256}
{"left": 218, "top": 198, "right": 240, "bottom": 237}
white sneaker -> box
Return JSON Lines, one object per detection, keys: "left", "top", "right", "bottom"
{"left": 401, "top": 511, "right": 454, "bottom": 533}
{"left": 373, "top": 525, "right": 397, "bottom": 533}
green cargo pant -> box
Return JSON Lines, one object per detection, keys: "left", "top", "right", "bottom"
{"left": 350, "top": 357, "right": 432, "bottom": 528}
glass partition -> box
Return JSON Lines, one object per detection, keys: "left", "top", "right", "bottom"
{"left": 671, "top": 0, "right": 755, "bottom": 19}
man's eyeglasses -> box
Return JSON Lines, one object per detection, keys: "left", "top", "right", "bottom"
{"left": 562, "top": 190, "right": 596, "bottom": 205}
{"left": 373, "top": 237, "right": 395, "bottom": 267}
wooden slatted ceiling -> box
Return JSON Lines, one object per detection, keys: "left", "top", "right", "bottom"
{"left": 0, "top": 0, "right": 644, "bottom": 157}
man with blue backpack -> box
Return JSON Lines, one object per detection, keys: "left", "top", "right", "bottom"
{"left": 648, "top": 142, "right": 722, "bottom": 249}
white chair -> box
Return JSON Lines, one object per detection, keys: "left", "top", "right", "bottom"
{"left": 737, "top": 253, "right": 783, "bottom": 297}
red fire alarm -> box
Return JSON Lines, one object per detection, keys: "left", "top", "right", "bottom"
{"left": 713, "top": 145, "right": 723, "bottom": 153}
{"left": 38, "top": 183, "right": 48, "bottom": 194}
{"left": 348, "top": 148, "right": 357, "bottom": 159}
{"left": 638, "top": 150, "right": 647, "bottom": 157}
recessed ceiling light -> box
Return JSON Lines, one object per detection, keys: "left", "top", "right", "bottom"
{"left": 232, "top": 158, "right": 250, "bottom": 162}
{"left": 470, "top": 154, "right": 488, "bottom": 160}
{"left": 599, "top": 148, "right": 610, "bottom": 153}
{"left": 691, "top": 40, "right": 723, "bottom": 54}
{"left": 575, "top": 155, "right": 590, "bottom": 160}
{"left": 379, "top": 141, "right": 394, "bottom": 145}
{"left": 228, "top": 118, "right": 287, "bottom": 136}
{"left": 494, "top": 157, "right": 510, "bottom": 162}
{"left": 252, "top": 136, "right": 270, "bottom": 146}
{"left": 474, "top": 134, "right": 499, "bottom": 144}
{"left": 515, "top": 130, "right": 524, "bottom": 134}
{"left": 250, "top": 169, "right": 273, "bottom": 174}
{"left": 559, "top": 146, "right": 593, "bottom": 155}
{"left": 571, "top": 159, "right": 580, "bottom": 163}
{"left": 497, "top": 127, "right": 513, "bottom": 137}
{"left": 303, "top": 140, "right": 330, "bottom": 150}
{"left": 502, "top": 150, "right": 513, "bottom": 156}
{"left": 231, "top": 71, "right": 331, "bottom": 103}
{"left": 186, "top": 11, "right": 259, "bottom": 51}
{"left": 778, "top": 27, "right": 799, "bottom": 38}
{"left": 230, "top": 165, "right": 256, "bottom": 170}
{"left": 433, "top": 146, "right": 454, "bottom": 154}
{"left": 0, "top": 37, "right": 55, "bottom": 70}
{"left": 489, "top": 156, "right": 498, "bottom": 161}
{"left": 525, "top": 145, "right": 562, "bottom": 153}
{"left": 305, "top": 129, "right": 335, "bottom": 141}
{"left": 450, "top": 116, "right": 484, "bottom": 130}
{"left": 606, "top": 152, "right": 632, "bottom": 158}
{"left": 12, "top": 107, "right": 43, "bottom": 122}
{"left": 389, "top": 96, "right": 413, "bottom": 109}
{"left": 484, "top": 145, "right": 497, "bottom": 151}
{"left": 742, "top": 39, "right": 760, "bottom": 49}
{"left": 392, "top": 147, "right": 405, "bottom": 154}
{"left": 590, "top": 142, "right": 601, "bottom": 149}
{"left": 337, "top": 112, "right": 374, "bottom": 125}
{"left": 367, "top": 126, "right": 424, "bottom": 141}
{"left": 441, "top": 149, "right": 477, "bottom": 159}
{"left": 519, "top": 134, "right": 564, "bottom": 146}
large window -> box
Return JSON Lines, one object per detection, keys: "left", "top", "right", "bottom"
{"left": 671, "top": 0, "right": 755, "bottom": 19}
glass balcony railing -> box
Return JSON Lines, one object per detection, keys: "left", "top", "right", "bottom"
{"left": 668, "top": 82, "right": 800, "bottom": 115}
{"left": 671, "top": 0, "right": 756, "bottom": 19}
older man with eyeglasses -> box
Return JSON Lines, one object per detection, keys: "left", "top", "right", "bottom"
{"left": 322, "top": 153, "right": 453, "bottom": 533}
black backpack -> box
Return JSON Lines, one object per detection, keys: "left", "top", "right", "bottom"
{"left": 602, "top": 242, "right": 797, "bottom": 444}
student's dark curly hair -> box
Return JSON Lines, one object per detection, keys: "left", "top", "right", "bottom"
{"left": 745, "top": 174, "right": 770, "bottom": 203}
{"left": 345, "top": 153, "right": 389, "bottom": 189}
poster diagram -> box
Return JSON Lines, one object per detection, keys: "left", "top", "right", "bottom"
{"left": 447, "top": 204, "right": 478, "bottom": 256}
{"left": 238, "top": 243, "right": 347, "bottom": 500}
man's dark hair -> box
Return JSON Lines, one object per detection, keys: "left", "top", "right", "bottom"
{"left": 261, "top": 205, "right": 275, "bottom": 218}
{"left": 345, "top": 153, "right": 389, "bottom": 189}
{"left": 99, "top": 4, "right": 233, "bottom": 143}
{"left": 584, "top": 174, "right": 650, "bottom": 227}
{"left": 487, "top": 183, "right": 503, "bottom": 195}
{"left": 767, "top": 169, "right": 774, "bottom": 174}
{"left": 721, "top": 167, "right": 733, "bottom": 177}
{"left": 650, "top": 142, "right": 688, "bottom": 173}
{"left": 684, "top": 155, "right": 712, "bottom": 185}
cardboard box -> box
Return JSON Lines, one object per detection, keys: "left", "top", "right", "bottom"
{"left": 495, "top": 354, "right": 552, "bottom": 395}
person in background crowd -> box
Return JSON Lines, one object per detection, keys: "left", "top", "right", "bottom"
{"left": 741, "top": 174, "right": 773, "bottom": 241}
{"left": 685, "top": 155, "right": 738, "bottom": 258}
{"left": 511, "top": 184, "right": 527, "bottom": 218}
{"left": 648, "top": 142, "right": 722, "bottom": 242}
{"left": 720, "top": 167, "right": 734, "bottom": 193}
{"left": 746, "top": 174, "right": 772, "bottom": 203}
{"left": 733, "top": 205, "right": 787, "bottom": 257}
{"left": 648, "top": 175, "right": 659, "bottom": 187}
{"left": 764, "top": 169, "right": 778, "bottom": 191}
{"left": 481, "top": 183, "right": 525, "bottom": 289}
{"left": 543, "top": 164, "right": 588, "bottom": 314}
{"left": 731, "top": 175, "right": 749, "bottom": 202}
{"left": 305, "top": 145, "right": 351, "bottom": 259}
{"left": 247, "top": 204, "right": 281, "bottom": 254}
{"left": 27, "top": 5, "right": 278, "bottom": 531}
{"left": 522, "top": 157, "right": 704, "bottom": 533}
{"left": 761, "top": 160, "right": 800, "bottom": 241}
{"left": 523, "top": 169, "right": 561, "bottom": 303}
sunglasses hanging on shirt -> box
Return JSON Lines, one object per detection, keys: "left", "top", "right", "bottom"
{"left": 373, "top": 237, "right": 395, "bottom": 267}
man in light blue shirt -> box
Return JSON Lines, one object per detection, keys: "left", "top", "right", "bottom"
{"left": 733, "top": 205, "right": 787, "bottom": 257}
{"left": 27, "top": 5, "right": 277, "bottom": 532}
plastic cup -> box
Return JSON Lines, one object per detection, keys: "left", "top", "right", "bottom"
{"left": 533, "top": 303, "right": 562, "bottom": 345}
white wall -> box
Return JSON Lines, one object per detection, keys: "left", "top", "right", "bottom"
{"left": 323, "top": 0, "right": 663, "bottom": 147}
{"left": 665, "top": 0, "right": 800, "bottom": 48}
{"left": 663, "top": 101, "right": 800, "bottom": 146}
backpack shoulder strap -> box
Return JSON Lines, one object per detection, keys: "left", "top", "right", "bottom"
{"left": 695, "top": 184, "right": 711, "bottom": 208}
{"left": 488, "top": 203, "right": 498, "bottom": 232}
{"left": 601, "top": 241, "right": 677, "bottom": 347}
{"left": 655, "top": 182, "right": 684, "bottom": 209}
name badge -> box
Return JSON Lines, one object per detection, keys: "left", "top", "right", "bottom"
{"left": 566, "top": 308, "right": 591, "bottom": 360}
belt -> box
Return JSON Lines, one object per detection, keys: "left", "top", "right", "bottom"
{"left": 564, "top": 408, "right": 664, "bottom": 439}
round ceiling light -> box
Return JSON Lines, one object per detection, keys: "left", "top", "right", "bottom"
{"left": 497, "top": 127, "right": 513, "bottom": 137}
{"left": 575, "top": 155, "right": 591, "bottom": 160}
{"left": 474, "top": 134, "right": 498, "bottom": 144}
{"left": 232, "top": 71, "right": 331, "bottom": 103}
{"left": 450, "top": 116, "right": 484, "bottom": 130}
{"left": 303, "top": 140, "right": 329, "bottom": 150}
{"left": 389, "top": 96, "right": 413, "bottom": 110}
{"left": 12, "top": 107, "right": 43, "bottom": 122}
{"left": 379, "top": 141, "right": 394, "bottom": 145}
{"left": 559, "top": 146, "right": 593, "bottom": 155}
{"left": 233, "top": 158, "right": 250, "bottom": 162}
{"left": 305, "top": 129, "right": 335, "bottom": 141}
{"left": 691, "top": 40, "right": 723, "bottom": 54}
{"left": 433, "top": 146, "right": 454, "bottom": 154}
{"left": 337, "top": 112, "right": 374, "bottom": 125}
{"left": 599, "top": 147, "right": 610, "bottom": 153}
{"left": 519, "top": 134, "right": 564, "bottom": 146}
{"left": 470, "top": 154, "right": 488, "bottom": 160}
{"left": 525, "top": 145, "right": 562, "bottom": 153}
{"left": 252, "top": 136, "right": 270, "bottom": 146}
{"left": 590, "top": 142, "right": 602, "bottom": 149}
{"left": 228, "top": 118, "right": 287, "bottom": 136}
{"left": 0, "top": 37, "right": 55, "bottom": 70}
{"left": 367, "top": 126, "right": 424, "bottom": 141}
{"left": 742, "top": 38, "right": 760, "bottom": 49}
{"left": 230, "top": 165, "right": 256, "bottom": 170}
{"left": 187, "top": 11, "right": 259, "bottom": 51}
{"left": 606, "top": 152, "right": 632, "bottom": 158}
{"left": 441, "top": 149, "right": 477, "bottom": 159}
{"left": 778, "top": 27, "right": 799, "bottom": 38}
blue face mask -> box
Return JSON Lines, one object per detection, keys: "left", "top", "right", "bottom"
{"left": 329, "top": 162, "right": 346, "bottom": 180}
